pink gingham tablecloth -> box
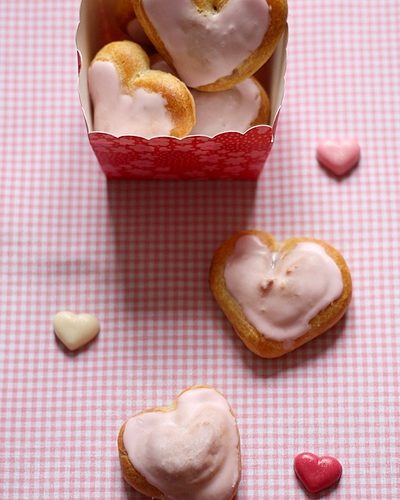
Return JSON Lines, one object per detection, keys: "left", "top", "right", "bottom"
{"left": 1, "top": 1, "right": 400, "bottom": 498}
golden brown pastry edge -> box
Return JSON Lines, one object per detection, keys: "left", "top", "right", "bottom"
{"left": 209, "top": 230, "right": 353, "bottom": 358}
{"left": 132, "top": 0, "right": 288, "bottom": 91}
{"left": 90, "top": 41, "right": 196, "bottom": 137}
{"left": 118, "top": 385, "right": 242, "bottom": 499}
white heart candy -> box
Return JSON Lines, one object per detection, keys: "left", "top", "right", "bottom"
{"left": 53, "top": 311, "right": 100, "bottom": 351}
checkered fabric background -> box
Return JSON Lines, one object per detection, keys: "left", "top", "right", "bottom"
{"left": 1, "top": 1, "right": 400, "bottom": 498}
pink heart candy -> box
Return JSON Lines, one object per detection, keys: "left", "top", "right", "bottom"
{"left": 294, "top": 452, "right": 342, "bottom": 493}
{"left": 317, "top": 139, "right": 360, "bottom": 176}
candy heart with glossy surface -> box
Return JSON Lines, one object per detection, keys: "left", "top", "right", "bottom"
{"left": 294, "top": 452, "right": 343, "bottom": 493}
{"left": 118, "top": 386, "right": 241, "bottom": 499}
{"left": 53, "top": 311, "right": 100, "bottom": 351}
{"left": 88, "top": 41, "right": 195, "bottom": 137}
{"left": 133, "top": 0, "right": 288, "bottom": 91}
{"left": 317, "top": 139, "right": 361, "bottom": 176}
{"left": 210, "top": 230, "right": 352, "bottom": 358}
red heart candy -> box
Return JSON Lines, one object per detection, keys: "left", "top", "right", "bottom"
{"left": 317, "top": 139, "right": 360, "bottom": 176}
{"left": 294, "top": 452, "right": 342, "bottom": 493}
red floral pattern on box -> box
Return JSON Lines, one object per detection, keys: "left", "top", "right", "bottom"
{"left": 89, "top": 126, "right": 274, "bottom": 180}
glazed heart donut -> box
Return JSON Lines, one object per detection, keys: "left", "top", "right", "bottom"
{"left": 118, "top": 385, "right": 241, "bottom": 499}
{"left": 132, "top": 0, "right": 288, "bottom": 91}
{"left": 151, "top": 56, "right": 270, "bottom": 136}
{"left": 114, "top": 0, "right": 151, "bottom": 46}
{"left": 88, "top": 41, "right": 195, "bottom": 138}
{"left": 210, "top": 231, "right": 352, "bottom": 358}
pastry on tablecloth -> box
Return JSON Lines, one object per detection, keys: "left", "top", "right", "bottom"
{"left": 210, "top": 230, "right": 352, "bottom": 358}
{"left": 118, "top": 385, "right": 241, "bottom": 499}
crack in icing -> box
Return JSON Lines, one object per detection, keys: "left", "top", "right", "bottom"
{"left": 224, "top": 235, "right": 344, "bottom": 341}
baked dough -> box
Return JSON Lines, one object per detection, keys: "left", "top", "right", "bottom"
{"left": 210, "top": 230, "right": 352, "bottom": 358}
{"left": 133, "top": 0, "right": 288, "bottom": 91}
{"left": 88, "top": 41, "right": 195, "bottom": 137}
{"left": 150, "top": 55, "right": 270, "bottom": 135}
{"left": 118, "top": 385, "right": 241, "bottom": 499}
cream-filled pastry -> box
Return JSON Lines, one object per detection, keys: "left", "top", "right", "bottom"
{"left": 118, "top": 386, "right": 241, "bottom": 499}
{"left": 88, "top": 41, "right": 195, "bottom": 138}
{"left": 151, "top": 56, "right": 270, "bottom": 136}
{"left": 210, "top": 231, "right": 352, "bottom": 358}
{"left": 133, "top": 0, "right": 288, "bottom": 91}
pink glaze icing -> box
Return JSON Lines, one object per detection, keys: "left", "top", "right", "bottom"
{"left": 123, "top": 387, "right": 240, "bottom": 500}
{"left": 150, "top": 59, "right": 262, "bottom": 135}
{"left": 191, "top": 80, "right": 261, "bottom": 135}
{"left": 141, "top": 0, "right": 271, "bottom": 87}
{"left": 224, "top": 236, "right": 343, "bottom": 342}
{"left": 88, "top": 61, "right": 173, "bottom": 137}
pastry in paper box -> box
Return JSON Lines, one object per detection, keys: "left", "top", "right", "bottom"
{"left": 88, "top": 41, "right": 195, "bottom": 138}
{"left": 118, "top": 385, "right": 241, "bottom": 499}
{"left": 133, "top": 0, "right": 288, "bottom": 91}
{"left": 114, "top": 0, "right": 151, "bottom": 46}
{"left": 210, "top": 231, "right": 352, "bottom": 358}
{"left": 151, "top": 56, "right": 270, "bottom": 136}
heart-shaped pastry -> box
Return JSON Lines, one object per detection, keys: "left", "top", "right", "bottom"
{"left": 151, "top": 55, "right": 270, "bottom": 135}
{"left": 294, "top": 452, "right": 343, "bottom": 493}
{"left": 317, "top": 139, "right": 361, "bottom": 177}
{"left": 118, "top": 386, "right": 241, "bottom": 499}
{"left": 88, "top": 41, "right": 195, "bottom": 138}
{"left": 210, "top": 231, "right": 352, "bottom": 358}
{"left": 53, "top": 311, "right": 100, "bottom": 351}
{"left": 133, "top": 0, "right": 288, "bottom": 91}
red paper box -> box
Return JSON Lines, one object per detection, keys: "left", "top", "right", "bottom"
{"left": 76, "top": 0, "right": 288, "bottom": 180}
